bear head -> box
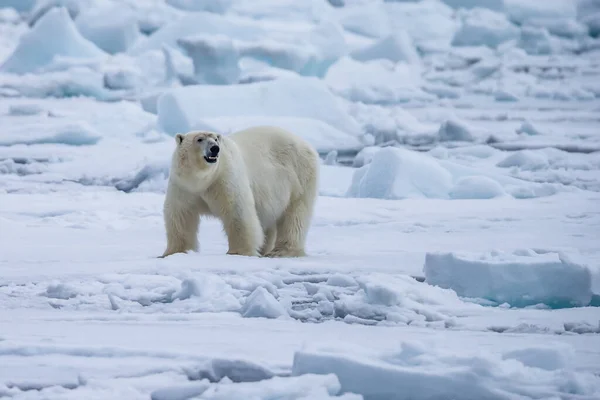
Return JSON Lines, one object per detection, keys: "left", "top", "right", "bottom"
{"left": 171, "top": 131, "right": 223, "bottom": 188}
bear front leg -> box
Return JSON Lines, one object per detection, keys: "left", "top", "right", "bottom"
{"left": 160, "top": 184, "right": 200, "bottom": 258}
{"left": 223, "top": 213, "right": 263, "bottom": 257}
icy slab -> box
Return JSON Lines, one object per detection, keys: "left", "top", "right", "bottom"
{"left": 424, "top": 250, "right": 593, "bottom": 308}
{"left": 350, "top": 31, "right": 420, "bottom": 65}
{"left": 0, "top": 7, "right": 105, "bottom": 74}
{"left": 241, "top": 287, "right": 288, "bottom": 319}
{"left": 156, "top": 76, "right": 361, "bottom": 137}
{"left": 292, "top": 340, "right": 600, "bottom": 400}
{"left": 75, "top": 4, "right": 141, "bottom": 54}
{"left": 452, "top": 8, "right": 519, "bottom": 49}
{"left": 449, "top": 176, "right": 506, "bottom": 199}
{"left": 178, "top": 34, "right": 241, "bottom": 84}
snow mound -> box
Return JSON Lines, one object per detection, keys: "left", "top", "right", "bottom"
{"left": 449, "top": 176, "right": 506, "bottom": 199}
{"left": 185, "top": 358, "right": 276, "bottom": 383}
{"left": 346, "top": 147, "right": 560, "bottom": 200}
{"left": 241, "top": 287, "right": 288, "bottom": 319}
{"left": 497, "top": 150, "right": 549, "bottom": 171}
{"left": 75, "top": 4, "right": 141, "bottom": 54}
{"left": 350, "top": 31, "right": 420, "bottom": 65}
{"left": 325, "top": 57, "right": 428, "bottom": 105}
{"left": 437, "top": 118, "right": 475, "bottom": 142}
{"left": 346, "top": 147, "right": 453, "bottom": 200}
{"left": 0, "top": 7, "right": 105, "bottom": 74}
{"left": 424, "top": 250, "right": 593, "bottom": 308}
{"left": 517, "top": 120, "right": 544, "bottom": 136}
{"left": 0, "top": 120, "right": 101, "bottom": 146}
{"left": 178, "top": 34, "right": 241, "bottom": 84}
{"left": 292, "top": 340, "right": 600, "bottom": 400}
{"left": 452, "top": 8, "right": 519, "bottom": 48}
{"left": 156, "top": 76, "right": 361, "bottom": 137}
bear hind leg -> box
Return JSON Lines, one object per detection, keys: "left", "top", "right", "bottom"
{"left": 259, "top": 226, "right": 277, "bottom": 256}
{"left": 265, "top": 198, "right": 312, "bottom": 258}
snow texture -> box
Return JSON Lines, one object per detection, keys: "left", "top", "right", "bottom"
{"left": 1, "top": 0, "right": 600, "bottom": 398}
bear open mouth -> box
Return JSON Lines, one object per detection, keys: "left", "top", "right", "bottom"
{"left": 204, "top": 155, "right": 218, "bottom": 164}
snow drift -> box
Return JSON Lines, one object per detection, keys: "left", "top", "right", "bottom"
{"left": 292, "top": 340, "right": 600, "bottom": 400}
{"left": 346, "top": 147, "right": 557, "bottom": 200}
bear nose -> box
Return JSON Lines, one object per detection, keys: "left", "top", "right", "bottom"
{"left": 210, "top": 145, "right": 220, "bottom": 155}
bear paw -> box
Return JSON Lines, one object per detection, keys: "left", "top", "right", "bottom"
{"left": 227, "top": 249, "right": 259, "bottom": 257}
{"left": 264, "top": 248, "right": 306, "bottom": 258}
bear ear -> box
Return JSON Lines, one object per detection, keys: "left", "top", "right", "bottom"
{"left": 175, "top": 133, "right": 184, "bottom": 145}
{"left": 216, "top": 133, "right": 222, "bottom": 140}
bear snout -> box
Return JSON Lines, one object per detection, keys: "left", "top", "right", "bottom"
{"left": 210, "top": 145, "right": 220, "bottom": 156}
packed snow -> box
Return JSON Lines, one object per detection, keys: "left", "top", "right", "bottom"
{"left": 1, "top": 0, "right": 599, "bottom": 399}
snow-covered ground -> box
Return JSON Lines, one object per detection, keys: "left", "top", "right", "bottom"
{"left": 1, "top": 0, "right": 599, "bottom": 399}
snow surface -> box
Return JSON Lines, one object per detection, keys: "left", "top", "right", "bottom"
{"left": 0, "top": 0, "right": 599, "bottom": 398}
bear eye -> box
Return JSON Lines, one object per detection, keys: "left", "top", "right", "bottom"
{"left": 197, "top": 138, "right": 203, "bottom": 143}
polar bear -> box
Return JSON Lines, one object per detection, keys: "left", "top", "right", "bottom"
{"left": 160, "top": 125, "right": 319, "bottom": 258}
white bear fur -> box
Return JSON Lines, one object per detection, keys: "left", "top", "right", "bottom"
{"left": 161, "top": 125, "right": 320, "bottom": 258}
